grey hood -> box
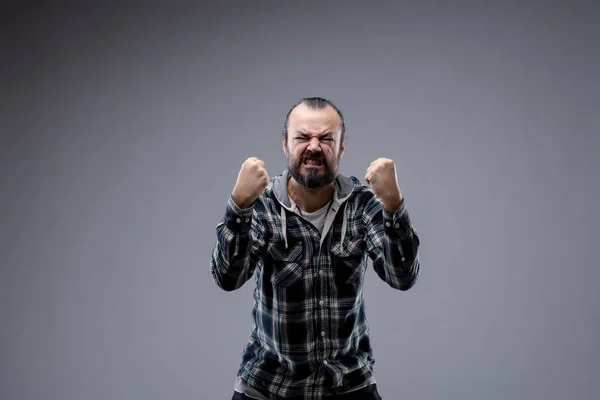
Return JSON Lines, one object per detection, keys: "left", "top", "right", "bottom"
{"left": 270, "top": 169, "right": 362, "bottom": 250}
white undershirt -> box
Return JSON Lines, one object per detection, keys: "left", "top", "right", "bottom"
{"left": 293, "top": 199, "right": 332, "bottom": 234}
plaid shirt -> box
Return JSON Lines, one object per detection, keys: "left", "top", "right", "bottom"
{"left": 210, "top": 170, "right": 421, "bottom": 399}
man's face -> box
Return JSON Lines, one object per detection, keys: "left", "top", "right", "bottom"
{"left": 284, "top": 103, "right": 345, "bottom": 190}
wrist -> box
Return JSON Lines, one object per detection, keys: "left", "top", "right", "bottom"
{"left": 382, "top": 195, "right": 403, "bottom": 212}
{"left": 231, "top": 193, "right": 253, "bottom": 209}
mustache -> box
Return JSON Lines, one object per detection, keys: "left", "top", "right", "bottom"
{"left": 301, "top": 151, "right": 326, "bottom": 162}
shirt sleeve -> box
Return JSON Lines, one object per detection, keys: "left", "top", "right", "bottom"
{"left": 210, "top": 196, "right": 267, "bottom": 291}
{"left": 363, "top": 193, "right": 421, "bottom": 290}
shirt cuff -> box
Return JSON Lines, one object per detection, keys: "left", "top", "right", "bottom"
{"left": 382, "top": 199, "right": 413, "bottom": 239}
{"left": 223, "top": 196, "right": 254, "bottom": 235}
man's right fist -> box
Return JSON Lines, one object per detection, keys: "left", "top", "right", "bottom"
{"left": 231, "top": 157, "right": 270, "bottom": 209}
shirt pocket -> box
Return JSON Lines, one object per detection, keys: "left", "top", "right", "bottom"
{"left": 329, "top": 234, "right": 367, "bottom": 285}
{"left": 266, "top": 240, "right": 304, "bottom": 287}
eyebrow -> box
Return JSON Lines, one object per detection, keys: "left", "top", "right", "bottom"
{"left": 295, "top": 131, "right": 334, "bottom": 138}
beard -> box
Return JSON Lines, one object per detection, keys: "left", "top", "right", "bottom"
{"left": 287, "top": 150, "right": 339, "bottom": 189}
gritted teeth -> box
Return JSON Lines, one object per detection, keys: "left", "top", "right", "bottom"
{"left": 303, "top": 158, "right": 323, "bottom": 166}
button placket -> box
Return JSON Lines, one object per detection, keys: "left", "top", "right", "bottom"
{"left": 317, "top": 242, "right": 329, "bottom": 366}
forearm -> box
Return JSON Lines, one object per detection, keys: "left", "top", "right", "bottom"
{"left": 380, "top": 203, "right": 421, "bottom": 290}
{"left": 367, "top": 198, "right": 421, "bottom": 291}
{"left": 210, "top": 197, "right": 258, "bottom": 291}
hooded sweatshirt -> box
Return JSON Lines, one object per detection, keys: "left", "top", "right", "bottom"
{"left": 210, "top": 170, "right": 421, "bottom": 399}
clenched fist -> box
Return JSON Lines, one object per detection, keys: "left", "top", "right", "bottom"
{"left": 365, "top": 158, "right": 404, "bottom": 211}
{"left": 232, "top": 157, "right": 270, "bottom": 209}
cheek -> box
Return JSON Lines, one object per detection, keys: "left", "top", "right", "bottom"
{"left": 325, "top": 149, "right": 338, "bottom": 161}
{"left": 294, "top": 146, "right": 309, "bottom": 158}
{"left": 290, "top": 148, "right": 304, "bottom": 163}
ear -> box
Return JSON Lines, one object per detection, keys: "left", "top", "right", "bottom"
{"left": 282, "top": 137, "right": 288, "bottom": 155}
{"left": 339, "top": 140, "right": 346, "bottom": 158}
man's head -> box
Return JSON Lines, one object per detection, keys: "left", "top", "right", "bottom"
{"left": 282, "top": 97, "right": 346, "bottom": 190}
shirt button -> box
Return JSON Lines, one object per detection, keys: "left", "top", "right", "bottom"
{"left": 394, "top": 223, "right": 400, "bottom": 228}
{"left": 319, "top": 270, "right": 324, "bottom": 276}
{"left": 385, "top": 222, "right": 391, "bottom": 227}
{"left": 319, "top": 300, "right": 324, "bottom": 306}
{"left": 401, "top": 257, "right": 406, "bottom": 262}
{"left": 236, "top": 218, "right": 241, "bottom": 223}
{"left": 323, "top": 360, "right": 328, "bottom": 365}
{"left": 321, "top": 331, "right": 326, "bottom": 337}
{"left": 245, "top": 217, "right": 250, "bottom": 223}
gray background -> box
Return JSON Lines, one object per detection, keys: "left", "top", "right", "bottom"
{"left": 2, "top": 1, "right": 599, "bottom": 399}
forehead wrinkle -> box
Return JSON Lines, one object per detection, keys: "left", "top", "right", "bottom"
{"left": 288, "top": 104, "right": 341, "bottom": 133}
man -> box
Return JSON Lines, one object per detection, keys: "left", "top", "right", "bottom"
{"left": 210, "top": 97, "right": 421, "bottom": 399}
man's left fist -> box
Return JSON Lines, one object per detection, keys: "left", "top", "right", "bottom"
{"left": 365, "top": 158, "right": 404, "bottom": 211}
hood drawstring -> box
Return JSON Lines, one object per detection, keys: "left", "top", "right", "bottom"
{"left": 281, "top": 206, "right": 288, "bottom": 249}
{"left": 340, "top": 203, "right": 347, "bottom": 253}
{"left": 280, "top": 199, "right": 347, "bottom": 252}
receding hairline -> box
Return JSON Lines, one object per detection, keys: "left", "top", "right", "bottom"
{"left": 282, "top": 97, "right": 346, "bottom": 141}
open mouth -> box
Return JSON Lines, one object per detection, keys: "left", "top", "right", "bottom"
{"left": 303, "top": 158, "right": 324, "bottom": 167}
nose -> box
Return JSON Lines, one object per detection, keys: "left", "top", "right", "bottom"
{"left": 307, "top": 137, "right": 321, "bottom": 152}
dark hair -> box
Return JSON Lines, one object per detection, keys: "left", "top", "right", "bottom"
{"left": 282, "top": 97, "right": 346, "bottom": 143}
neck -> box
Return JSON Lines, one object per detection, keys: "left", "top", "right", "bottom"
{"left": 287, "top": 177, "right": 335, "bottom": 213}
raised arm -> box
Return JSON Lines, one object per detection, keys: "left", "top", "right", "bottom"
{"left": 363, "top": 158, "right": 421, "bottom": 290}
{"left": 363, "top": 194, "right": 421, "bottom": 290}
{"left": 210, "top": 157, "right": 270, "bottom": 291}
{"left": 210, "top": 197, "right": 268, "bottom": 291}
